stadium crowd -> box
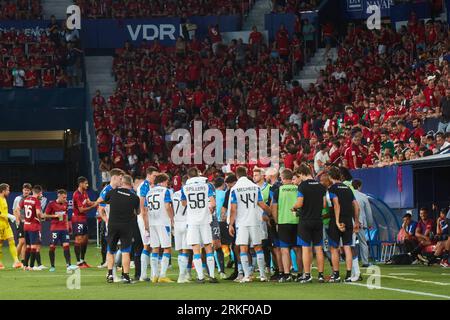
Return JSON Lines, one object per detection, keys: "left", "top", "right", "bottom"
{"left": 76, "top": 0, "right": 255, "bottom": 18}
{"left": 271, "top": 0, "right": 319, "bottom": 13}
{"left": 0, "top": 15, "right": 83, "bottom": 88}
{"left": 93, "top": 16, "right": 450, "bottom": 181}
{"left": 0, "top": 0, "right": 42, "bottom": 20}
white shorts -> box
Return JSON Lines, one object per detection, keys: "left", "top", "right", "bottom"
{"left": 150, "top": 225, "right": 172, "bottom": 249}
{"left": 236, "top": 225, "right": 262, "bottom": 246}
{"left": 187, "top": 224, "right": 212, "bottom": 246}
{"left": 137, "top": 215, "right": 150, "bottom": 246}
{"left": 174, "top": 224, "right": 190, "bottom": 251}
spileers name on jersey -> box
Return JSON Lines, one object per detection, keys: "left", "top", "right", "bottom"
{"left": 181, "top": 179, "right": 214, "bottom": 226}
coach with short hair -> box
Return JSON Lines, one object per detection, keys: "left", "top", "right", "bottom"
{"left": 104, "top": 175, "right": 140, "bottom": 284}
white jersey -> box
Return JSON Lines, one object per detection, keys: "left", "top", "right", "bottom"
{"left": 181, "top": 177, "right": 214, "bottom": 226}
{"left": 146, "top": 185, "right": 172, "bottom": 226}
{"left": 230, "top": 177, "right": 263, "bottom": 227}
{"left": 172, "top": 190, "right": 187, "bottom": 226}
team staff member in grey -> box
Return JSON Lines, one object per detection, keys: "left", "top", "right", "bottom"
{"left": 352, "top": 179, "right": 373, "bottom": 267}
{"left": 104, "top": 175, "right": 140, "bottom": 284}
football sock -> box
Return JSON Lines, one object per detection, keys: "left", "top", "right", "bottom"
{"left": 333, "top": 270, "right": 339, "bottom": 278}
{"left": 215, "top": 248, "right": 225, "bottom": 273}
{"left": 346, "top": 270, "right": 352, "bottom": 279}
{"left": 318, "top": 272, "right": 324, "bottom": 278}
{"left": 63, "top": 246, "right": 71, "bottom": 265}
{"left": 30, "top": 249, "right": 36, "bottom": 268}
{"left": 193, "top": 254, "right": 204, "bottom": 280}
{"left": 150, "top": 253, "right": 159, "bottom": 279}
{"left": 206, "top": 253, "right": 215, "bottom": 278}
{"left": 251, "top": 252, "right": 257, "bottom": 272}
{"left": 178, "top": 253, "right": 188, "bottom": 278}
{"left": 8, "top": 239, "right": 19, "bottom": 262}
{"left": 115, "top": 250, "right": 122, "bottom": 267}
{"left": 352, "top": 256, "right": 360, "bottom": 277}
{"left": 36, "top": 251, "right": 42, "bottom": 266}
{"left": 240, "top": 253, "right": 250, "bottom": 278}
{"left": 238, "top": 262, "right": 243, "bottom": 275}
{"left": 24, "top": 248, "right": 31, "bottom": 267}
{"left": 74, "top": 244, "right": 81, "bottom": 263}
{"left": 134, "top": 253, "right": 141, "bottom": 279}
{"left": 81, "top": 244, "right": 87, "bottom": 261}
{"left": 108, "top": 269, "right": 113, "bottom": 277}
{"left": 140, "top": 249, "right": 150, "bottom": 279}
{"left": 256, "top": 250, "right": 266, "bottom": 278}
{"left": 160, "top": 253, "right": 170, "bottom": 278}
{"left": 123, "top": 273, "right": 130, "bottom": 281}
{"left": 49, "top": 246, "right": 56, "bottom": 267}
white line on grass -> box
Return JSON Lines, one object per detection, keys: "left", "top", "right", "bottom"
{"left": 347, "top": 282, "right": 450, "bottom": 300}
{"left": 388, "top": 273, "right": 417, "bottom": 276}
{"left": 362, "top": 273, "right": 450, "bottom": 286}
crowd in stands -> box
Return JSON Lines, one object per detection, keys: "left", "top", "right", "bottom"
{"left": 92, "top": 14, "right": 450, "bottom": 181}
{"left": 271, "top": 0, "right": 319, "bottom": 13}
{"left": 0, "top": 15, "right": 83, "bottom": 88}
{"left": 76, "top": 0, "right": 255, "bottom": 19}
{"left": 0, "top": 0, "right": 42, "bottom": 20}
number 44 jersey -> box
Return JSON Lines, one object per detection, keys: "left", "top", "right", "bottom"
{"left": 230, "top": 177, "right": 264, "bottom": 228}
{"left": 181, "top": 177, "right": 215, "bottom": 226}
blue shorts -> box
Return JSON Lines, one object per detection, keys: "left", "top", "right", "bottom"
{"left": 50, "top": 230, "right": 70, "bottom": 245}
{"left": 25, "top": 231, "right": 41, "bottom": 245}
{"left": 73, "top": 222, "right": 88, "bottom": 236}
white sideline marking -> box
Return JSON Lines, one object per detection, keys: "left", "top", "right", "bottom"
{"left": 388, "top": 273, "right": 417, "bottom": 276}
{"left": 363, "top": 273, "right": 450, "bottom": 286}
{"left": 347, "top": 282, "right": 450, "bottom": 299}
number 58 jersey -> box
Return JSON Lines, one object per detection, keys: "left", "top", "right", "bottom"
{"left": 181, "top": 177, "right": 215, "bottom": 226}
{"left": 146, "top": 186, "right": 172, "bottom": 226}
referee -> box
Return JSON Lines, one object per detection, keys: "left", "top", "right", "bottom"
{"left": 104, "top": 175, "right": 140, "bottom": 284}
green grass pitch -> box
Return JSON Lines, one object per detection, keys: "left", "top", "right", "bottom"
{"left": 0, "top": 244, "right": 449, "bottom": 300}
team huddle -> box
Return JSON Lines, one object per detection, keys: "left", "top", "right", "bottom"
{"left": 98, "top": 164, "right": 363, "bottom": 284}
{"left": 0, "top": 163, "right": 364, "bottom": 284}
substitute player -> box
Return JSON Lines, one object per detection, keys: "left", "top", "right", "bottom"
{"left": 327, "top": 167, "right": 360, "bottom": 283}
{"left": 173, "top": 175, "right": 190, "bottom": 283}
{"left": 229, "top": 166, "right": 271, "bottom": 283}
{"left": 181, "top": 167, "right": 218, "bottom": 283}
{"left": 146, "top": 173, "right": 174, "bottom": 283}
{"left": 271, "top": 168, "right": 302, "bottom": 283}
{"left": 0, "top": 183, "right": 22, "bottom": 270}
{"left": 44, "top": 189, "right": 78, "bottom": 272}
{"left": 293, "top": 164, "right": 327, "bottom": 283}
{"left": 17, "top": 185, "right": 44, "bottom": 270}
{"left": 72, "top": 177, "right": 98, "bottom": 268}
{"left": 12, "top": 183, "right": 32, "bottom": 266}
{"left": 137, "top": 166, "right": 158, "bottom": 281}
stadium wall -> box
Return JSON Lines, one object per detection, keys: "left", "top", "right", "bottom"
{"left": 350, "top": 165, "right": 414, "bottom": 209}
{"left": 0, "top": 88, "right": 86, "bottom": 130}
